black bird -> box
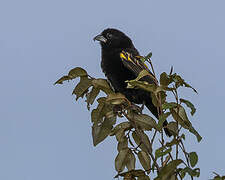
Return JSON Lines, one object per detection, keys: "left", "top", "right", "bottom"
{"left": 94, "top": 28, "right": 171, "bottom": 137}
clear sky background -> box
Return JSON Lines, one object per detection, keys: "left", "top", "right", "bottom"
{"left": 0, "top": 0, "right": 225, "bottom": 179}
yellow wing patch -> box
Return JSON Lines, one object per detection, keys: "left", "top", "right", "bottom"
{"left": 120, "top": 51, "right": 149, "bottom": 70}
{"left": 120, "top": 51, "right": 133, "bottom": 62}
{"left": 120, "top": 52, "right": 127, "bottom": 60}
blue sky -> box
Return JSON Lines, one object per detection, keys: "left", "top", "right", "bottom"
{"left": 0, "top": 0, "right": 225, "bottom": 179}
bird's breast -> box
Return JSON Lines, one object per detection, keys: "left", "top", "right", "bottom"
{"left": 101, "top": 50, "right": 136, "bottom": 92}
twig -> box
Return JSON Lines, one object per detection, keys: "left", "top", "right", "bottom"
{"left": 178, "top": 140, "right": 193, "bottom": 180}
{"left": 172, "top": 87, "right": 180, "bottom": 161}
{"left": 158, "top": 140, "right": 183, "bottom": 180}
{"left": 179, "top": 140, "right": 191, "bottom": 167}
{"left": 147, "top": 58, "right": 165, "bottom": 167}
{"left": 147, "top": 58, "right": 156, "bottom": 77}
{"left": 123, "top": 111, "right": 160, "bottom": 172}
{"left": 161, "top": 130, "right": 164, "bottom": 166}
{"left": 151, "top": 129, "right": 157, "bottom": 144}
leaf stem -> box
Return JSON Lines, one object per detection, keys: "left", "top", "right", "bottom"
{"left": 123, "top": 111, "right": 160, "bottom": 172}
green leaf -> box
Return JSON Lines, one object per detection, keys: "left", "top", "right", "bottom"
{"left": 212, "top": 172, "right": 225, "bottom": 180}
{"left": 165, "top": 138, "right": 179, "bottom": 147}
{"left": 151, "top": 92, "right": 159, "bottom": 107}
{"left": 180, "top": 98, "right": 196, "bottom": 116}
{"left": 138, "top": 175, "right": 150, "bottom": 180}
{"left": 159, "top": 91, "right": 167, "bottom": 105}
{"left": 128, "top": 112, "right": 157, "bottom": 131}
{"left": 54, "top": 67, "right": 88, "bottom": 85}
{"left": 169, "top": 73, "right": 197, "bottom": 93}
{"left": 117, "top": 137, "right": 128, "bottom": 151}
{"left": 183, "top": 81, "right": 198, "bottom": 94}
{"left": 96, "top": 97, "right": 106, "bottom": 104}
{"left": 91, "top": 100, "right": 105, "bottom": 123}
{"left": 115, "top": 169, "right": 147, "bottom": 179}
{"left": 106, "top": 93, "right": 127, "bottom": 105}
{"left": 91, "top": 109, "right": 100, "bottom": 123}
{"left": 171, "top": 105, "right": 191, "bottom": 129}
{"left": 92, "top": 115, "right": 116, "bottom": 146}
{"left": 115, "top": 129, "right": 126, "bottom": 142}
{"left": 132, "top": 131, "right": 152, "bottom": 153}
{"left": 176, "top": 105, "right": 190, "bottom": 124}
{"left": 160, "top": 72, "right": 170, "bottom": 86}
{"left": 115, "top": 148, "right": 129, "bottom": 172}
{"left": 54, "top": 76, "right": 71, "bottom": 85}
{"left": 166, "top": 122, "right": 178, "bottom": 136}
{"left": 86, "top": 87, "right": 100, "bottom": 110}
{"left": 170, "top": 105, "right": 202, "bottom": 142}
{"left": 180, "top": 167, "right": 200, "bottom": 178}
{"left": 126, "top": 149, "right": 136, "bottom": 171}
{"left": 68, "top": 67, "right": 87, "bottom": 78}
{"left": 162, "top": 102, "right": 177, "bottom": 110}
{"left": 92, "top": 78, "right": 113, "bottom": 94}
{"left": 155, "top": 85, "right": 166, "bottom": 94}
{"left": 110, "top": 122, "right": 131, "bottom": 136}
{"left": 132, "top": 169, "right": 146, "bottom": 177}
{"left": 137, "top": 151, "right": 151, "bottom": 172}
{"left": 126, "top": 80, "right": 157, "bottom": 93}
{"left": 155, "top": 159, "right": 183, "bottom": 180}
{"left": 72, "top": 77, "right": 92, "bottom": 100}
{"left": 189, "top": 126, "right": 202, "bottom": 142}
{"left": 155, "top": 147, "right": 172, "bottom": 160}
{"left": 135, "top": 70, "right": 151, "bottom": 81}
{"left": 189, "top": 152, "right": 198, "bottom": 167}
{"left": 161, "top": 86, "right": 176, "bottom": 92}
{"left": 99, "top": 105, "right": 114, "bottom": 122}
{"left": 158, "top": 112, "right": 171, "bottom": 129}
{"left": 213, "top": 177, "right": 221, "bottom": 180}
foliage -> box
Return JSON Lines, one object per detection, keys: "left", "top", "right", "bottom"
{"left": 211, "top": 172, "right": 225, "bottom": 180}
{"left": 55, "top": 53, "right": 203, "bottom": 179}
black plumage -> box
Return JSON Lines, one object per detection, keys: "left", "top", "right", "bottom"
{"left": 94, "top": 28, "right": 171, "bottom": 137}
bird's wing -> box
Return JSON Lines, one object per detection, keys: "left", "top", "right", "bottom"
{"left": 120, "top": 50, "right": 158, "bottom": 85}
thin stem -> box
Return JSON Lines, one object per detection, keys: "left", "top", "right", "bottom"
{"left": 179, "top": 140, "right": 191, "bottom": 167}
{"left": 161, "top": 130, "right": 164, "bottom": 166}
{"left": 172, "top": 88, "right": 180, "bottom": 161}
{"left": 176, "top": 137, "right": 179, "bottom": 160}
{"left": 147, "top": 58, "right": 156, "bottom": 77}
{"left": 159, "top": 140, "right": 183, "bottom": 180}
{"left": 151, "top": 129, "right": 157, "bottom": 144}
{"left": 178, "top": 140, "right": 194, "bottom": 180}
{"left": 123, "top": 111, "right": 160, "bottom": 172}
{"left": 148, "top": 58, "right": 165, "bottom": 167}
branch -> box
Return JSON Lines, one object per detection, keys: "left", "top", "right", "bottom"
{"left": 123, "top": 111, "right": 160, "bottom": 172}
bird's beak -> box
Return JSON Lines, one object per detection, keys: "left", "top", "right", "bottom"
{"left": 93, "top": 34, "right": 107, "bottom": 43}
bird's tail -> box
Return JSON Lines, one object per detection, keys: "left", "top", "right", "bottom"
{"left": 145, "top": 102, "right": 172, "bottom": 137}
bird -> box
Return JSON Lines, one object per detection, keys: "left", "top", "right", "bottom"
{"left": 94, "top": 28, "right": 171, "bottom": 137}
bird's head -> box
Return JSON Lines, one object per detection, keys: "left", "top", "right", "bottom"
{"left": 94, "top": 28, "right": 134, "bottom": 50}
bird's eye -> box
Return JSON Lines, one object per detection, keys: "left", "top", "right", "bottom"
{"left": 106, "top": 33, "right": 113, "bottom": 39}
